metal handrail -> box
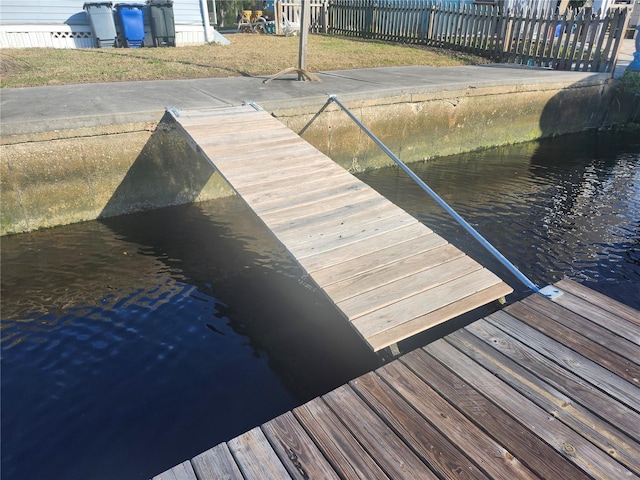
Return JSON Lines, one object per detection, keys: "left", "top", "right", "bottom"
{"left": 327, "top": 94, "right": 540, "bottom": 293}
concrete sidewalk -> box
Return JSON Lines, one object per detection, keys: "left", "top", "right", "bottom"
{"left": 2, "top": 37, "right": 636, "bottom": 137}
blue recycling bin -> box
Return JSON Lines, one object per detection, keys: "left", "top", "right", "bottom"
{"left": 115, "top": 3, "right": 145, "bottom": 48}
{"left": 84, "top": 2, "right": 117, "bottom": 48}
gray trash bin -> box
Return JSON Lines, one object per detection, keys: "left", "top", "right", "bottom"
{"left": 147, "top": 0, "right": 175, "bottom": 47}
{"left": 84, "top": 2, "right": 117, "bottom": 48}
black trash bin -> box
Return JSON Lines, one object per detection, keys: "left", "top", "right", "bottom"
{"left": 115, "top": 3, "right": 145, "bottom": 48}
{"left": 84, "top": 2, "right": 117, "bottom": 48}
{"left": 147, "top": 0, "right": 175, "bottom": 47}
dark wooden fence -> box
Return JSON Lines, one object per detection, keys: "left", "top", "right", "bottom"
{"left": 327, "top": 0, "right": 629, "bottom": 73}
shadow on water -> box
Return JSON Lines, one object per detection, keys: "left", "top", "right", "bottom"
{"left": 98, "top": 201, "right": 381, "bottom": 400}
{"left": 1, "top": 195, "right": 382, "bottom": 480}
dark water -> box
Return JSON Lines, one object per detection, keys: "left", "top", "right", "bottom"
{"left": 1, "top": 130, "right": 639, "bottom": 480}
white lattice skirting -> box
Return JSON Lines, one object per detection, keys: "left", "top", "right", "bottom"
{"left": 0, "top": 24, "right": 212, "bottom": 48}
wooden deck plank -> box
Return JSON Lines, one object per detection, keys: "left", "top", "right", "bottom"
{"left": 353, "top": 268, "right": 503, "bottom": 338}
{"left": 180, "top": 111, "right": 289, "bottom": 126}
{"left": 350, "top": 372, "right": 491, "bottom": 480}
{"left": 197, "top": 142, "right": 315, "bottom": 168}
{"left": 184, "top": 122, "right": 294, "bottom": 140}
{"left": 191, "top": 443, "right": 243, "bottom": 480}
{"left": 519, "top": 293, "right": 640, "bottom": 365}
{"left": 261, "top": 412, "right": 341, "bottom": 480}
{"left": 337, "top": 255, "right": 482, "bottom": 319}
{"left": 309, "top": 232, "right": 448, "bottom": 288}
{"left": 322, "top": 385, "right": 440, "bottom": 479}
{"left": 448, "top": 324, "right": 640, "bottom": 475}
{"left": 235, "top": 167, "right": 355, "bottom": 199}
{"left": 293, "top": 398, "right": 391, "bottom": 480}
{"left": 399, "top": 345, "right": 593, "bottom": 480}
{"left": 262, "top": 192, "right": 388, "bottom": 231}
{"left": 259, "top": 189, "right": 384, "bottom": 228}
{"left": 224, "top": 161, "right": 344, "bottom": 191}
{"left": 243, "top": 174, "right": 359, "bottom": 210}
{"left": 323, "top": 242, "right": 463, "bottom": 302}
{"left": 196, "top": 131, "right": 300, "bottom": 155}
{"left": 230, "top": 166, "right": 350, "bottom": 199}
{"left": 486, "top": 311, "right": 640, "bottom": 413}
{"left": 551, "top": 289, "right": 640, "bottom": 346}
{"left": 296, "top": 222, "right": 432, "bottom": 273}
{"left": 424, "top": 339, "right": 637, "bottom": 480}
{"left": 218, "top": 154, "right": 336, "bottom": 183}
{"left": 273, "top": 206, "right": 410, "bottom": 251}
{"left": 287, "top": 212, "right": 420, "bottom": 258}
{"left": 506, "top": 299, "right": 640, "bottom": 385}
{"left": 467, "top": 314, "right": 640, "bottom": 442}
{"left": 379, "top": 359, "right": 536, "bottom": 480}
{"left": 270, "top": 199, "right": 400, "bottom": 243}
{"left": 152, "top": 461, "right": 197, "bottom": 480}
{"left": 174, "top": 105, "right": 258, "bottom": 120}
{"left": 361, "top": 281, "right": 513, "bottom": 351}
{"left": 554, "top": 278, "right": 640, "bottom": 325}
{"left": 227, "top": 427, "right": 292, "bottom": 479}
{"left": 220, "top": 154, "right": 351, "bottom": 185}
{"left": 249, "top": 179, "right": 371, "bottom": 216}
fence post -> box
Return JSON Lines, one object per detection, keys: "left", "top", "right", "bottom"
{"left": 503, "top": 12, "right": 513, "bottom": 57}
{"left": 609, "top": 8, "right": 631, "bottom": 74}
{"left": 322, "top": 0, "right": 328, "bottom": 33}
{"left": 427, "top": 4, "right": 435, "bottom": 41}
{"left": 274, "top": 0, "right": 282, "bottom": 35}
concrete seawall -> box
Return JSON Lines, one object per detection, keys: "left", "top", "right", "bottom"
{"left": 1, "top": 69, "right": 633, "bottom": 236}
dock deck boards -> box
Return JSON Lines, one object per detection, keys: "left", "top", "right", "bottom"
{"left": 154, "top": 279, "right": 640, "bottom": 480}
{"left": 170, "top": 105, "right": 513, "bottom": 351}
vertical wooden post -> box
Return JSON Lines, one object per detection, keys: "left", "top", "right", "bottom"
{"left": 322, "top": 1, "right": 329, "bottom": 34}
{"left": 558, "top": 0, "right": 570, "bottom": 15}
{"left": 298, "top": 0, "right": 310, "bottom": 80}
{"left": 274, "top": 0, "right": 282, "bottom": 36}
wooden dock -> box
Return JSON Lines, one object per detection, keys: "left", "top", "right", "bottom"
{"left": 154, "top": 279, "right": 640, "bottom": 480}
{"left": 170, "top": 105, "right": 513, "bottom": 351}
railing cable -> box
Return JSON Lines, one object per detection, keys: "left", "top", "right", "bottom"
{"left": 327, "top": 94, "right": 540, "bottom": 293}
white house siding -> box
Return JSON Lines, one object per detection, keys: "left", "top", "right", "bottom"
{"left": 0, "top": 1, "right": 88, "bottom": 24}
{"left": 0, "top": 0, "right": 209, "bottom": 48}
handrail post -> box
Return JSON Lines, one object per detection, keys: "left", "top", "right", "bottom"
{"left": 327, "top": 94, "right": 540, "bottom": 294}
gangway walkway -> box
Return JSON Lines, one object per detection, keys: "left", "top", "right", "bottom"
{"left": 169, "top": 104, "right": 513, "bottom": 351}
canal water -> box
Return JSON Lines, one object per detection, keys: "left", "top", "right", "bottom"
{"left": 1, "top": 130, "right": 639, "bottom": 480}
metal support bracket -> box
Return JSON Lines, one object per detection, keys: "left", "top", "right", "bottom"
{"left": 539, "top": 285, "right": 563, "bottom": 300}
{"left": 166, "top": 106, "right": 181, "bottom": 118}
{"left": 242, "top": 100, "right": 261, "bottom": 111}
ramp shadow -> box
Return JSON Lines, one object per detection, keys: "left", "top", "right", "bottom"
{"left": 99, "top": 111, "right": 224, "bottom": 219}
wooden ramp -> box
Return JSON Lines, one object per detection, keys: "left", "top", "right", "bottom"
{"left": 170, "top": 105, "right": 512, "bottom": 351}
{"left": 154, "top": 279, "right": 640, "bottom": 480}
